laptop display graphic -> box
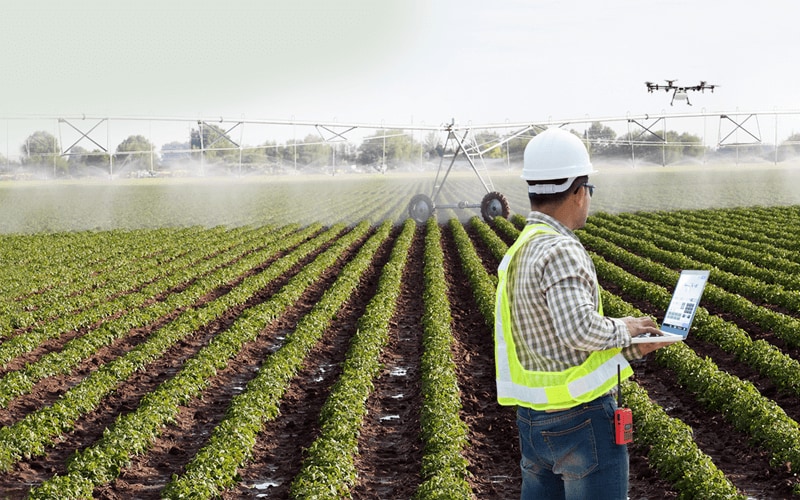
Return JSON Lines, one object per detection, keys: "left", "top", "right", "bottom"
{"left": 631, "top": 270, "right": 710, "bottom": 344}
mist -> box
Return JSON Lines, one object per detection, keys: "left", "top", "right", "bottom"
{"left": 493, "top": 158, "right": 800, "bottom": 216}
{"left": 1, "top": 157, "right": 800, "bottom": 234}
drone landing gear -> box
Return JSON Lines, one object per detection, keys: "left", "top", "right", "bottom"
{"left": 407, "top": 191, "right": 510, "bottom": 223}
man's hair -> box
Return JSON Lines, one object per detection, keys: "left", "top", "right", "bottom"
{"left": 528, "top": 175, "right": 588, "bottom": 208}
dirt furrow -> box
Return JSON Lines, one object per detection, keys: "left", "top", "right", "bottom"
{"left": 440, "top": 223, "right": 521, "bottom": 498}
{"left": 352, "top": 226, "right": 425, "bottom": 499}
{"left": 219, "top": 227, "right": 398, "bottom": 499}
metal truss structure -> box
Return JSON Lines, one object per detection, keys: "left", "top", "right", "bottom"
{"left": 2, "top": 109, "right": 800, "bottom": 221}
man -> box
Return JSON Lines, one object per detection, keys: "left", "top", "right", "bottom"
{"left": 494, "top": 127, "right": 671, "bottom": 499}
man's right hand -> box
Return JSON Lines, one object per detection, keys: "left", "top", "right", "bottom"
{"left": 622, "top": 316, "right": 672, "bottom": 355}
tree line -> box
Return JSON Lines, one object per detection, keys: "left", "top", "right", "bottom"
{"left": 3, "top": 122, "right": 800, "bottom": 178}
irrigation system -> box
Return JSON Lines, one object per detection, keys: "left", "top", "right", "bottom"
{"left": 3, "top": 109, "right": 800, "bottom": 222}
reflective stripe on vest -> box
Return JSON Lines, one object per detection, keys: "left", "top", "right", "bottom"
{"left": 495, "top": 223, "right": 632, "bottom": 410}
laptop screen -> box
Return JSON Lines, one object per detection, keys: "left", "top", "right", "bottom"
{"left": 661, "top": 270, "right": 710, "bottom": 337}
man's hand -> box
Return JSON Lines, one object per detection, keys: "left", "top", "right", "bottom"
{"left": 622, "top": 316, "right": 660, "bottom": 336}
{"left": 621, "top": 316, "right": 672, "bottom": 355}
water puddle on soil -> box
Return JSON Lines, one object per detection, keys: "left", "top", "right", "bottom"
{"left": 267, "top": 335, "right": 286, "bottom": 353}
{"left": 245, "top": 479, "right": 281, "bottom": 498}
{"left": 390, "top": 366, "right": 408, "bottom": 377}
{"left": 248, "top": 466, "right": 283, "bottom": 497}
{"left": 313, "top": 362, "right": 336, "bottom": 382}
{"left": 253, "top": 480, "right": 281, "bottom": 490}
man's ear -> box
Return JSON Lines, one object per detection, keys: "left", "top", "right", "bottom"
{"left": 572, "top": 184, "right": 589, "bottom": 209}
{"left": 570, "top": 184, "right": 583, "bottom": 201}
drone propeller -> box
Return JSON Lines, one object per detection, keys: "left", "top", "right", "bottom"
{"left": 647, "top": 79, "right": 716, "bottom": 104}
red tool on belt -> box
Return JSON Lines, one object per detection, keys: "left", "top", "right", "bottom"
{"left": 614, "top": 365, "right": 633, "bottom": 445}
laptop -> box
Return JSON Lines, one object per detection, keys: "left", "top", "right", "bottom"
{"left": 630, "top": 269, "right": 710, "bottom": 344}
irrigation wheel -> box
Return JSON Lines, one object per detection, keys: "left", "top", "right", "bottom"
{"left": 408, "top": 194, "right": 435, "bottom": 223}
{"left": 480, "top": 191, "right": 510, "bottom": 222}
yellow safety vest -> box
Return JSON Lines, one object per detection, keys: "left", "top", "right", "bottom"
{"left": 495, "top": 223, "right": 632, "bottom": 410}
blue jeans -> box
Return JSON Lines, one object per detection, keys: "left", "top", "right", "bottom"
{"left": 516, "top": 394, "right": 628, "bottom": 500}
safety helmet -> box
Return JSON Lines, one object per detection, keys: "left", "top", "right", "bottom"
{"left": 522, "top": 128, "right": 596, "bottom": 194}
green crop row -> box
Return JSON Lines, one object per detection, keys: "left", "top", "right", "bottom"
{"left": 0, "top": 225, "right": 267, "bottom": 342}
{"left": 583, "top": 232, "right": 800, "bottom": 395}
{"left": 162, "top": 220, "right": 393, "bottom": 498}
{"left": 509, "top": 213, "right": 527, "bottom": 229}
{"left": 447, "top": 219, "right": 496, "bottom": 329}
{"left": 27, "top": 222, "right": 371, "bottom": 499}
{"left": 656, "top": 340, "right": 800, "bottom": 480}
{"left": 0, "top": 226, "right": 246, "bottom": 335}
{"left": 414, "top": 218, "right": 472, "bottom": 499}
{"left": 490, "top": 215, "right": 523, "bottom": 244}
{"left": 289, "top": 219, "right": 415, "bottom": 498}
{"left": 0, "top": 232, "right": 158, "bottom": 332}
{"left": 0, "top": 223, "right": 340, "bottom": 476}
{"left": 629, "top": 208, "right": 800, "bottom": 256}
{"left": 602, "top": 292, "right": 746, "bottom": 499}
{"left": 592, "top": 257, "right": 800, "bottom": 476}
{"left": 627, "top": 210, "right": 800, "bottom": 276}
{"left": 585, "top": 218, "right": 800, "bottom": 315}
{"left": 0, "top": 224, "right": 301, "bottom": 407}
{"left": 621, "top": 378, "right": 742, "bottom": 499}
{"left": 583, "top": 220, "right": 798, "bottom": 331}
{"left": 601, "top": 294, "right": 750, "bottom": 499}
{"left": 468, "top": 216, "right": 508, "bottom": 263}
{"left": 595, "top": 212, "right": 800, "bottom": 292}
{"left": 0, "top": 227, "right": 201, "bottom": 304}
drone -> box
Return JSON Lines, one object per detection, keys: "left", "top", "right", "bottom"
{"left": 645, "top": 80, "right": 718, "bottom": 106}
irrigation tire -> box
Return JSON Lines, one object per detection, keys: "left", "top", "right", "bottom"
{"left": 480, "top": 191, "right": 510, "bottom": 221}
{"left": 408, "top": 193, "right": 435, "bottom": 223}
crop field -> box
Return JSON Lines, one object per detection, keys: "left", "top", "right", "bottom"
{"left": 1, "top": 163, "right": 800, "bottom": 499}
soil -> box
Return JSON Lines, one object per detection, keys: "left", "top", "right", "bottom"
{"left": 0, "top": 222, "right": 797, "bottom": 499}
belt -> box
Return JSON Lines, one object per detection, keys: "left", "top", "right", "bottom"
{"left": 543, "top": 389, "right": 618, "bottom": 413}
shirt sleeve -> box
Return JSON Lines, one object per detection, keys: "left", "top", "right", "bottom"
{"left": 541, "top": 239, "right": 631, "bottom": 352}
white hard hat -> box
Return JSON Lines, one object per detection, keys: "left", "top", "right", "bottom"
{"left": 522, "top": 128, "right": 596, "bottom": 194}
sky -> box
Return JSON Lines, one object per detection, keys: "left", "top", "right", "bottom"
{"left": 2, "top": 0, "right": 800, "bottom": 149}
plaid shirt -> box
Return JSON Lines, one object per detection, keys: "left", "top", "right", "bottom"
{"left": 506, "top": 212, "right": 634, "bottom": 372}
